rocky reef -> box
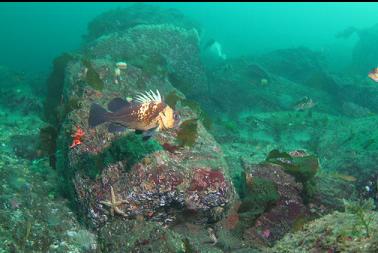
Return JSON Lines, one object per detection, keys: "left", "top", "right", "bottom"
{"left": 84, "top": 3, "right": 201, "bottom": 42}
{"left": 272, "top": 199, "right": 378, "bottom": 252}
{"left": 37, "top": 6, "right": 243, "bottom": 252}
{"left": 2, "top": 4, "right": 378, "bottom": 253}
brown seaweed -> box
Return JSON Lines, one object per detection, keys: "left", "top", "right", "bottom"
{"left": 165, "top": 91, "right": 184, "bottom": 110}
{"left": 176, "top": 118, "right": 198, "bottom": 147}
{"left": 82, "top": 59, "right": 104, "bottom": 91}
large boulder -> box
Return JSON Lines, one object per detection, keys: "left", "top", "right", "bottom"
{"left": 85, "top": 24, "right": 208, "bottom": 99}
{"left": 51, "top": 23, "right": 235, "bottom": 231}
{"left": 84, "top": 3, "right": 201, "bottom": 42}
{"left": 201, "top": 55, "right": 342, "bottom": 119}
{"left": 239, "top": 162, "right": 309, "bottom": 247}
{"left": 272, "top": 207, "right": 378, "bottom": 253}
{"left": 257, "top": 47, "right": 326, "bottom": 84}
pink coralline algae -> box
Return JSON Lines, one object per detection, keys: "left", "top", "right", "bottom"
{"left": 189, "top": 168, "right": 227, "bottom": 192}
{"left": 242, "top": 163, "right": 309, "bottom": 245}
{"left": 262, "top": 229, "right": 271, "bottom": 239}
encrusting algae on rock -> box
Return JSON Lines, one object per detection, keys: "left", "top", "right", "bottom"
{"left": 7, "top": 3, "right": 378, "bottom": 252}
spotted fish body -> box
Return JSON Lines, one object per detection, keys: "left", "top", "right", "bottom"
{"left": 108, "top": 101, "right": 170, "bottom": 130}
{"left": 88, "top": 90, "right": 176, "bottom": 137}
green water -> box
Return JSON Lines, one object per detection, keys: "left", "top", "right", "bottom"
{"left": 1, "top": 2, "right": 378, "bottom": 252}
{"left": 1, "top": 2, "right": 378, "bottom": 72}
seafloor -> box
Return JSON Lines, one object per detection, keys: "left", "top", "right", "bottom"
{"left": 1, "top": 4, "right": 378, "bottom": 253}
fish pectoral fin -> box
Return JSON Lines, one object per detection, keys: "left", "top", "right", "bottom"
{"left": 142, "top": 127, "right": 158, "bottom": 141}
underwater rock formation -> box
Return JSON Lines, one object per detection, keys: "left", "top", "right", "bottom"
{"left": 272, "top": 204, "right": 378, "bottom": 252}
{"left": 50, "top": 22, "right": 235, "bottom": 231}
{"left": 240, "top": 162, "right": 309, "bottom": 247}
{"left": 85, "top": 23, "right": 208, "bottom": 100}
{"left": 311, "top": 172, "right": 357, "bottom": 214}
{"left": 257, "top": 47, "right": 326, "bottom": 84}
{"left": 202, "top": 56, "right": 343, "bottom": 119}
{"left": 84, "top": 3, "right": 201, "bottom": 42}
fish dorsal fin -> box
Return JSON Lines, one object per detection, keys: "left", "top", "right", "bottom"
{"left": 134, "top": 90, "right": 162, "bottom": 104}
{"left": 107, "top": 97, "right": 130, "bottom": 112}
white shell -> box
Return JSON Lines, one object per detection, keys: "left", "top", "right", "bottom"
{"left": 116, "top": 62, "right": 128, "bottom": 69}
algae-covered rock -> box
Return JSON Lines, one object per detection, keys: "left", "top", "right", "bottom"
{"left": 51, "top": 20, "right": 235, "bottom": 231}
{"left": 240, "top": 162, "right": 309, "bottom": 247}
{"left": 44, "top": 53, "right": 75, "bottom": 126}
{"left": 257, "top": 47, "right": 326, "bottom": 84}
{"left": 98, "top": 219, "right": 187, "bottom": 253}
{"left": 85, "top": 3, "right": 201, "bottom": 42}
{"left": 310, "top": 172, "right": 357, "bottom": 214}
{"left": 266, "top": 149, "right": 319, "bottom": 184}
{"left": 201, "top": 56, "right": 340, "bottom": 120}
{"left": 272, "top": 209, "right": 378, "bottom": 253}
{"left": 85, "top": 23, "right": 208, "bottom": 99}
{"left": 238, "top": 176, "right": 279, "bottom": 226}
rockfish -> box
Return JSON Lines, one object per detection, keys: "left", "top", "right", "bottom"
{"left": 293, "top": 96, "right": 316, "bottom": 111}
{"left": 368, "top": 67, "right": 378, "bottom": 82}
{"left": 88, "top": 90, "right": 178, "bottom": 140}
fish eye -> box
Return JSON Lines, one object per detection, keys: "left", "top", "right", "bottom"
{"left": 174, "top": 112, "right": 180, "bottom": 120}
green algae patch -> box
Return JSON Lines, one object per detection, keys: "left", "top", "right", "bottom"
{"left": 239, "top": 177, "right": 279, "bottom": 211}
{"left": 62, "top": 134, "right": 163, "bottom": 181}
{"left": 64, "top": 97, "right": 82, "bottom": 115}
{"left": 101, "top": 134, "right": 163, "bottom": 172}
{"left": 272, "top": 209, "right": 378, "bottom": 253}
{"left": 238, "top": 177, "right": 279, "bottom": 224}
{"left": 343, "top": 198, "right": 376, "bottom": 237}
{"left": 82, "top": 59, "right": 104, "bottom": 91}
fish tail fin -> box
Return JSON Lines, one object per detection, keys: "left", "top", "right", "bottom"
{"left": 88, "top": 103, "right": 110, "bottom": 128}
